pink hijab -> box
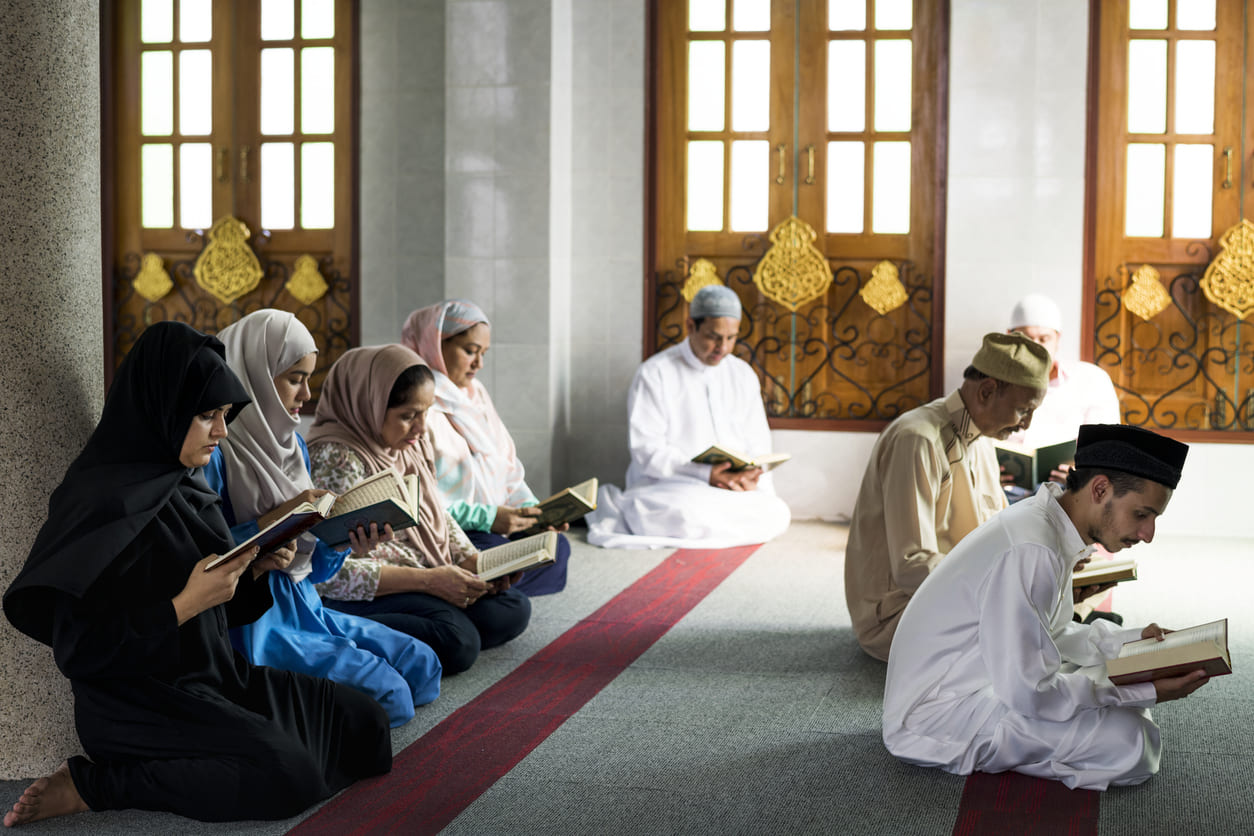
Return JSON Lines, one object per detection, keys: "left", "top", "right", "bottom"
{"left": 400, "top": 300, "right": 535, "bottom": 508}
{"left": 305, "top": 344, "right": 453, "bottom": 566}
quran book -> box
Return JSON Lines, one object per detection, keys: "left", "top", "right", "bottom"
{"left": 476, "top": 531, "right": 558, "bottom": 582}
{"left": 1071, "top": 557, "right": 1138, "bottom": 588}
{"left": 205, "top": 493, "right": 337, "bottom": 571}
{"left": 1106, "top": 618, "right": 1232, "bottom": 685}
{"left": 691, "top": 445, "right": 792, "bottom": 473}
{"left": 994, "top": 437, "right": 1077, "bottom": 488}
{"left": 308, "top": 470, "right": 421, "bottom": 548}
{"left": 521, "top": 477, "right": 598, "bottom": 535}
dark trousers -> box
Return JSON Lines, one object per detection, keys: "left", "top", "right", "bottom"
{"left": 465, "top": 529, "right": 571, "bottom": 596}
{"left": 324, "top": 587, "right": 530, "bottom": 675}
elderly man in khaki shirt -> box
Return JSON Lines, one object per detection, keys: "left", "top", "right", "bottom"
{"left": 844, "top": 333, "right": 1052, "bottom": 661}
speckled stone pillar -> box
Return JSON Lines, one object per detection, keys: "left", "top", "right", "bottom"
{"left": 0, "top": 1, "right": 103, "bottom": 779}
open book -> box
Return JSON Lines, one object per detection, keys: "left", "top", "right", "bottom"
{"left": 692, "top": 445, "right": 791, "bottom": 473}
{"left": 1106, "top": 618, "right": 1232, "bottom": 685}
{"left": 1072, "top": 557, "right": 1138, "bottom": 588}
{"left": 994, "top": 437, "right": 1076, "bottom": 488}
{"left": 205, "top": 470, "right": 420, "bottom": 570}
{"left": 521, "top": 477, "right": 598, "bottom": 535}
{"left": 205, "top": 492, "right": 338, "bottom": 570}
{"left": 476, "top": 531, "right": 559, "bottom": 582}
{"left": 308, "top": 470, "right": 420, "bottom": 548}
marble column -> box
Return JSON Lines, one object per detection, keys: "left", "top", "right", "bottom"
{"left": 0, "top": 0, "right": 103, "bottom": 778}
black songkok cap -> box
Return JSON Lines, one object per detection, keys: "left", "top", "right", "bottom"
{"left": 1074, "top": 424, "right": 1189, "bottom": 489}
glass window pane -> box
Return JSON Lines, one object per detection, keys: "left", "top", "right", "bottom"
{"left": 828, "top": 41, "right": 866, "bottom": 131}
{"left": 1175, "top": 40, "right": 1215, "bottom": 134}
{"left": 875, "top": 0, "right": 912, "bottom": 30}
{"left": 1129, "top": 0, "right": 1168, "bottom": 28}
{"left": 871, "top": 141, "right": 910, "bottom": 233}
{"left": 1127, "top": 40, "right": 1167, "bottom": 134}
{"left": 731, "top": 41, "right": 769, "bottom": 131}
{"left": 827, "top": 141, "right": 865, "bottom": 233}
{"left": 1172, "top": 143, "right": 1213, "bottom": 238}
{"left": 688, "top": 41, "right": 726, "bottom": 131}
{"left": 301, "top": 142, "right": 335, "bottom": 229}
{"left": 687, "top": 140, "right": 725, "bottom": 231}
{"left": 729, "top": 140, "right": 768, "bottom": 231}
{"left": 1125, "top": 143, "right": 1166, "bottom": 237}
{"left": 179, "top": 0, "right": 212, "bottom": 42}
{"left": 141, "top": 144, "right": 174, "bottom": 228}
{"left": 179, "top": 143, "right": 212, "bottom": 229}
{"left": 873, "top": 40, "right": 912, "bottom": 132}
{"left": 828, "top": 0, "right": 866, "bottom": 30}
{"left": 261, "top": 48, "right": 296, "bottom": 135}
{"left": 141, "top": 51, "right": 173, "bottom": 136}
{"left": 262, "top": 0, "right": 296, "bottom": 40}
{"left": 178, "top": 50, "right": 212, "bottom": 135}
{"left": 1177, "top": 0, "right": 1216, "bottom": 30}
{"left": 732, "top": 0, "right": 770, "bottom": 31}
{"left": 689, "top": 0, "right": 726, "bottom": 31}
{"left": 141, "top": 0, "right": 173, "bottom": 43}
{"left": 261, "top": 142, "right": 295, "bottom": 229}
{"left": 302, "top": 0, "right": 336, "bottom": 39}
{"left": 301, "top": 47, "right": 336, "bottom": 134}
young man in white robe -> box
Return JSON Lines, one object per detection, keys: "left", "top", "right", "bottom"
{"left": 586, "top": 285, "right": 790, "bottom": 549}
{"left": 882, "top": 424, "right": 1208, "bottom": 791}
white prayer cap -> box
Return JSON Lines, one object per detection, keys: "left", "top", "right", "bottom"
{"left": 1008, "top": 293, "right": 1063, "bottom": 333}
{"left": 690, "top": 285, "right": 742, "bottom": 320}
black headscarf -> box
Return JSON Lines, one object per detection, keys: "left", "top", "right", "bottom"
{"left": 4, "top": 322, "right": 251, "bottom": 645}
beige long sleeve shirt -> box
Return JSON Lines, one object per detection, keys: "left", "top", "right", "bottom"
{"left": 844, "top": 390, "right": 1006, "bottom": 660}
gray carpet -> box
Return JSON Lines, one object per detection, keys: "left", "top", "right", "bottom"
{"left": 2, "top": 522, "right": 1249, "bottom": 834}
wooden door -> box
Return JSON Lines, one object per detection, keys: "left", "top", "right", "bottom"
{"left": 649, "top": 0, "right": 948, "bottom": 428}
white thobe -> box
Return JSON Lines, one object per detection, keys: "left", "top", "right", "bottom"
{"left": 586, "top": 339, "right": 791, "bottom": 549}
{"left": 882, "top": 484, "right": 1160, "bottom": 791}
{"left": 1010, "top": 360, "right": 1121, "bottom": 446}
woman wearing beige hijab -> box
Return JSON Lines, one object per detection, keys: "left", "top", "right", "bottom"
{"left": 307, "top": 344, "right": 530, "bottom": 675}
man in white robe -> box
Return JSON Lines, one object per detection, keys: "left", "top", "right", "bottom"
{"left": 587, "top": 285, "right": 791, "bottom": 549}
{"left": 1002, "top": 293, "right": 1122, "bottom": 491}
{"left": 844, "top": 333, "right": 1051, "bottom": 660}
{"left": 883, "top": 424, "right": 1207, "bottom": 791}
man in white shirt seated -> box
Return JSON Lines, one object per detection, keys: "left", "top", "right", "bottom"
{"left": 1002, "top": 292, "right": 1122, "bottom": 500}
{"left": 844, "top": 333, "right": 1051, "bottom": 661}
{"left": 586, "top": 285, "right": 791, "bottom": 549}
{"left": 883, "top": 424, "right": 1206, "bottom": 791}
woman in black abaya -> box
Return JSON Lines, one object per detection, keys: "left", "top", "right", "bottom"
{"left": 2, "top": 321, "right": 390, "bottom": 827}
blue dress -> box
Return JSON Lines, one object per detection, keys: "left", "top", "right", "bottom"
{"left": 204, "top": 437, "right": 441, "bottom": 727}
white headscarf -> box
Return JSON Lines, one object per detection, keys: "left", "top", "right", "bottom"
{"left": 216, "top": 310, "right": 320, "bottom": 581}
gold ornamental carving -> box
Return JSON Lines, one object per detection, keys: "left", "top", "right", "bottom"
{"left": 752, "top": 215, "right": 833, "bottom": 311}
{"left": 133, "top": 253, "right": 173, "bottom": 303}
{"left": 286, "top": 254, "right": 330, "bottom": 305}
{"left": 193, "top": 216, "right": 264, "bottom": 305}
{"left": 1122, "top": 264, "right": 1171, "bottom": 321}
{"left": 859, "top": 260, "right": 908, "bottom": 316}
{"left": 681, "top": 258, "right": 723, "bottom": 302}
{"left": 1201, "top": 218, "right": 1254, "bottom": 320}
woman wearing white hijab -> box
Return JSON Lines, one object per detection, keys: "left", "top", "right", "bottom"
{"left": 401, "top": 299, "right": 569, "bottom": 595}
{"left": 204, "top": 309, "right": 441, "bottom": 727}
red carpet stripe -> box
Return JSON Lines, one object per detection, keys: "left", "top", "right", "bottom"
{"left": 952, "top": 771, "right": 1099, "bottom": 836}
{"left": 291, "top": 544, "right": 761, "bottom": 836}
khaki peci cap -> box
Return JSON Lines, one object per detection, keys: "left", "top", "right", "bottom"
{"left": 971, "top": 332, "right": 1052, "bottom": 391}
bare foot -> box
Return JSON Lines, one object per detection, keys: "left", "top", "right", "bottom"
{"left": 4, "top": 762, "right": 88, "bottom": 827}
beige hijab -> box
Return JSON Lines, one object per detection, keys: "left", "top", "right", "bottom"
{"left": 305, "top": 344, "right": 453, "bottom": 566}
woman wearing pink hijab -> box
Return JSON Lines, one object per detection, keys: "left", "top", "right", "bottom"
{"left": 401, "top": 300, "right": 569, "bottom": 595}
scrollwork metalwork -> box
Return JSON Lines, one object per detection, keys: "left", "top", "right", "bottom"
{"left": 113, "top": 246, "right": 353, "bottom": 401}
{"left": 1094, "top": 256, "right": 1254, "bottom": 431}
{"left": 655, "top": 257, "right": 933, "bottom": 421}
